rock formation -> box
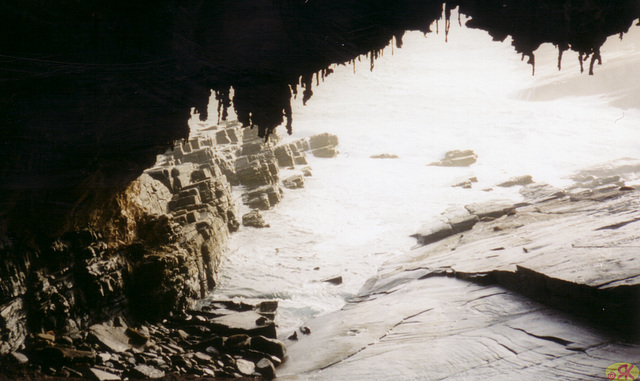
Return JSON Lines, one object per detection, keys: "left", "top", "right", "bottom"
{"left": 428, "top": 149, "right": 478, "bottom": 167}
{"left": 0, "top": 117, "right": 338, "bottom": 379}
{"left": 279, "top": 161, "right": 640, "bottom": 379}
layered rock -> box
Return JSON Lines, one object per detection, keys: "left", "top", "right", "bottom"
{"left": 279, "top": 163, "right": 640, "bottom": 379}
{"left": 428, "top": 149, "right": 478, "bottom": 167}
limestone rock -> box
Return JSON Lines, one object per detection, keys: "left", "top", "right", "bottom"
{"left": 236, "top": 159, "right": 279, "bottom": 189}
{"left": 497, "top": 175, "right": 534, "bottom": 187}
{"left": 312, "top": 146, "right": 338, "bottom": 158}
{"left": 242, "top": 210, "right": 270, "bottom": 228}
{"left": 411, "top": 221, "right": 454, "bottom": 246}
{"left": 464, "top": 201, "right": 516, "bottom": 220}
{"left": 283, "top": 174, "right": 305, "bottom": 189}
{"left": 309, "top": 133, "right": 339, "bottom": 150}
{"left": 370, "top": 154, "right": 399, "bottom": 159}
{"left": 520, "top": 183, "right": 565, "bottom": 203}
{"left": 428, "top": 149, "right": 477, "bottom": 167}
{"left": 244, "top": 185, "right": 284, "bottom": 210}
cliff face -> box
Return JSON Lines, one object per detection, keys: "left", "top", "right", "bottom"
{"left": 0, "top": 116, "right": 338, "bottom": 363}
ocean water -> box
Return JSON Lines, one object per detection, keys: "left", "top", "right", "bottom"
{"left": 205, "top": 14, "right": 640, "bottom": 339}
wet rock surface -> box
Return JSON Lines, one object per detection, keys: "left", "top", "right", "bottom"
{"left": 279, "top": 162, "right": 640, "bottom": 379}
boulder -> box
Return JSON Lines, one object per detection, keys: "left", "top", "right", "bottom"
{"left": 256, "top": 358, "right": 276, "bottom": 380}
{"left": 312, "top": 146, "right": 338, "bottom": 158}
{"left": 309, "top": 133, "right": 339, "bottom": 149}
{"left": 274, "top": 145, "right": 295, "bottom": 167}
{"left": 283, "top": 174, "right": 305, "bottom": 189}
{"left": 242, "top": 210, "right": 270, "bottom": 228}
{"left": 244, "top": 185, "right": 283, "bottom": 210}
{"left": 209, "top": 311, "right": 277, "bottom": 338}
{"left": 250, "top": 336, "right": 286, "bottom": 360}
{"left": 235, "top": 358, "right": 256, "bottom": 376}
{"left": 428, "top": 149, "right": 477, "bottom": 167}
{"left": 88, "top": 325, "right": 131, "bottom": 353}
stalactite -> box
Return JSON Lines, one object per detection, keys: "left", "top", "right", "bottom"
{"left": 284, "top": 87, "right": 293, "bottom": 135}
{"left": 445, "top": 3, "right": 452, "bottom": 43}
{"left": 588, "top": 48, "right": 601, "bottom": 75}
{"left": 301, "top": 74, "right": 313, "bottom": 105}
{"left": 556, "top": 44, "right": 568, "bottom": 71}
{"left": 215, "top": 89, "right": 231, "bottom": 122}
{"left": 578, "top": 52, "right": 584, "bottom": 73}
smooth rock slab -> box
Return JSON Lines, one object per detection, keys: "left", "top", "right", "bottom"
{"left": 279, "top": 276, "right": 640, "bottom": 380}
{"left": 89, "top": 325, "right": 131, "bottom": 353}
{"left": 209, "top": 311, "right": 277, "bottom": 338}
{"left": 89, "top": 367, "right": 122, "bottom": 381}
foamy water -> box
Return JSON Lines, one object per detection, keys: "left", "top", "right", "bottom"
{"left": 206, "top": 14, "right": 640, "bottom": 338}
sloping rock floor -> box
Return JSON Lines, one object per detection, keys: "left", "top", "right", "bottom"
{"left": 279, "top": 162, "right": 640, "bottom": 380}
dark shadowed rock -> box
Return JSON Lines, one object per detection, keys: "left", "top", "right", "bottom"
{"left": 89, "top": 325, "right": 131, "bottom": 354}
{"left": 9, "top": 351, "right": 29, "bottom": 364}
{"left": 256, "top": 358, "right": 277, "bottom": 380}
{"left": 251, "top": 336, "right": 287, "bottom": 360}
{"left": 322, "top": 276, "right": 344, "bottom": 285}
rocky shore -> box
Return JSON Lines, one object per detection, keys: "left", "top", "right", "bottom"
{"left": 279, "top": 158, "right": 640, "bottom": 380}
{"left": 0, "top": 120, "right": 339, "bottom": 380}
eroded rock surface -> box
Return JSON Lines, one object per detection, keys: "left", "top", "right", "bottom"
{"left": 279, "top": 162, "right": 640, "bottom": 380}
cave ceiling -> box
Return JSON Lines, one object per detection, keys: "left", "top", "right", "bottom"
{"left": 1, "top": 0, "right": 638, "bottom": 239}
